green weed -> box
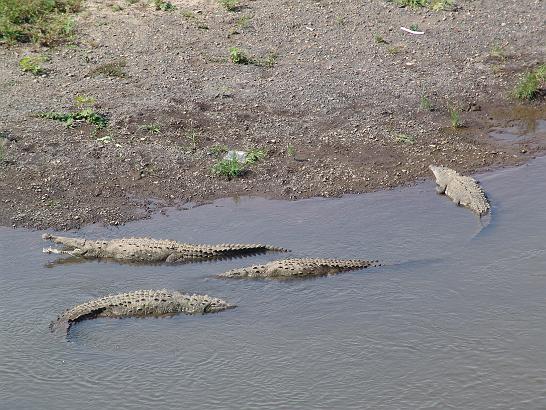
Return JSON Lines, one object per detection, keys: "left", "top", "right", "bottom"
{"left": 335, "top": 16, "right": 346, "bottom": 26}
{"left": 449, "top": 106, "right": 462, "bottom": 128}
{"left": 153, "top": 0, "right": 175, "bottom": 11}
{"left": 212, "top": 158, "right": 244, "bottom": 179}
{"left": 430, "top": 0, "right": 454, "bottom": 11}
{"left": 209, "top": 144, "right": 228, "bottom": 157}
{"left": 287, "top": 143, "right": 296, "bottom": 157}
{"left": 141, "top": 124, "right": 160, "bottom": 133}
{"left": 257, "top": 52, "right": 277, "bottom": 67}
{"left": 74, "top": 95, "right": 95, "bottom": 107}
{"left": 245, "top": 148, "right": 266, "bottom": 164}
{"left": 490, "top": 43, "right": 506, "bottom": 61}
{"left": 395, "top": 133, "right": 415, "bottom": 144}
{"left": 420, "top": 95, "right": 432, "bottom": 111}
{"left": 89, "top": 60, "right": 127, "bottom": 78}
{"left": 19, "top": 55, "right": 47, "bottom": 75}
{"left": 0, "top": 0, "right": 81, "bottom": 45}
{"left": 387, "top": 46, "right": 401, "bottom": 55}
{"left": 237, "top": 15, "right": 251, "bottom": 29}
{"left": 390, "top": 0, "right": 454, "bottom": 10}
{"left": 513, "top": 64, "right": 546, "bottom": 101}
{"left": 373, "top": 34, "right": 388, "bottom": 44}
{"left": 409, "top": 23, "right": 419, "bottom": 31}
{"left": 229, "top": 47, "right": 251, "bottom": 64}
{"left": 184, "top": 129, "right": 199, "bottom": 151}
{"left": 391, "top": 0, "right": 427, "bottom": 8}
{"left": 219, "top": 0, "right": 239, "bottom": 11}
{"left": 39, "top": 108, "right": 108, "bottom": 129}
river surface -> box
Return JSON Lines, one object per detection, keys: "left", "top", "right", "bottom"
{"left": 2, "top": 158, "right": 546, "bottom": 409}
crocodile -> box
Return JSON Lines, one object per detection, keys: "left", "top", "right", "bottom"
{"left": 42, "top": 234, "right": 288, "bottom": 263}
{"left": 51, "top": 289, "right": 235, "bottom": 334}
{"left": 429, "top": 165, "right": 490, "bottom": 216}
{"left": 217, "top": 258, "right": 379, "bottom": 279}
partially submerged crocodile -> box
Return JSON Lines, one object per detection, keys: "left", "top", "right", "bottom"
{"left": 217, "top": 258, "right": 379, "bottom": 279}
{"left": 42, "top": 234, "right": 288, "bottom": 263}
{"left": 51, "top": 289, "right": 235, "bottom": 334}
{"left": 429, "top": 165, "right": 490, "bottom": 216}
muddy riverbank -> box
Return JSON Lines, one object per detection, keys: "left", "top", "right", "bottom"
{"left": 0, "top": 0, "right": 544, "bottom": 230}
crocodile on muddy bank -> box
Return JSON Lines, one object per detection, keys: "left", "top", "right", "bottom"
{"left": 429, "top": 165, "right": 491, "bottom": 216}
{"left": 217, "top": 258, "right": 380, "bottom": 279}
{"left": 42, "top": 234, "right": 288, "bottom": 263}
{"left": 51, "top": 289, "right": 235, "bottom": 334}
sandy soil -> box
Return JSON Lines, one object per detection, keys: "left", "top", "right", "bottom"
{"left": 0, "top": 0, "right": 545, "bottom": 230}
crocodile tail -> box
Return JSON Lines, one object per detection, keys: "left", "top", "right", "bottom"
{"left": 264, "top": 245, "right": 290, "bottom": 252}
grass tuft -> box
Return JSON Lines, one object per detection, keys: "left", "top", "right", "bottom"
{"left": 449, "top": 106, "right": 462, "bottom": 128}
{"left": 19, "top": 55, "right": 47, "bottom": 75}
{"left": 419, "top": 95, "right": 433, "bottom": 111}
{"left": 513, "top": 64, "right": 546, "bottom": 101}
{"left": 245, "top": 148, "right": 266, "bottom": 164}
{"left": 212, "top": 158, "right": 244, "bottom": 179}
{"left": 390, "top": 0, "right": 454, "bottom": 10}
{"left": 153, "top": 0, "right": 175, "bottom": 11}
{"left": 218, "top": 0, "right": 239, "bottom": 11}
{"left": 395, "top": 133, "right": 415, "bottom": 144}
{"left": 0, "top": 0, "right": 81, "bottom": 45}
{"left": 89, "top": 60, "right": 127, "bottom": 78}
{"left": 39, "top": 96, "right": 107, "bottom": 130}
{"left": 229, "top": 47, "right": 251, "bottom": 64}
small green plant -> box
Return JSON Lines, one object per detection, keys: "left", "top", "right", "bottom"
{"left": 19, "top": 55, "right": 48, "bottom": 75}
{"left": 153, "top": 0, "right": 175, "bottom": 10}
{"left": 245, "top": 148, "right": 266, "bottom": 164}
{"left": 74, "top": 95, "right": 96, "bottom": 107}
{"left": 391, "top": 0, "right": 428, "bottom": 8}
{"left": 212, "top": 157, "right": 244, "bottom": 179}
{"left": 229, "top": 47, "right": 251, "bottom": 64}
{"left": 182, "top": 10, "right": 197, "bottom": 20}
{"left": 449, "top": 106, "right": 462, "bottom": 128}
{"left": 111, "top": 4, "right": 123, "bottom": 11}
{"left": 513, "top": 64, "right": 546, "bottom": 101}
{"left": 373, "top": 34, "right": 388, "bottom": 44}
{"left": 387, "top": 46, "right": 401, "bottom": 55}
{"left": 420, "top": 95, "right": 432, "bottom": 111}
{"left": 335, "top": 16, "right": 346, "bottom": 26}
{"left": 409, "top": 23, "right": 420, "bottom": 32}
{"left": 395, "top": 133, "right": 415, "bottom": 144}
{"left": 184, "top": 129, "right": 199, "bottom": 151}
{"left": 209, "top": 144, "right": 228, "bottom": 157}
{"left": 219, "top": 0, "right": 239, "bottom": 11}
{"left": 490, "top": 43, "right": 506, "bottom": 61}
{"left": 287, "top": 143, "right": 296, "bottom": 157}
{"left": 257, "top": 52, "right": 277, "bottom": 68}
{"left": 141, "top": 124, "right": 160, "bottom": 133}
{"left": 39, "top": 108, "right": 108, "bottom": 129}
{"left": 126, "top": 0, "right": 139, "bottom": 4}
{"left": 390, "top": 0, "right": 454, "bottom": 10}
{"left": 430, "top": 0, "right": 454, "bottom": 11}
{"left": 89, "top": 60, "right": 127, "bottom": 78}
{"left": 0, "top": 0, "right": 81, "bottom": 45}
{"left": 237, "top": 15, "right": 251, "bottom": 29}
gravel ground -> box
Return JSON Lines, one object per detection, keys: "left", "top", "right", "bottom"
{"left": 0, "top": 0, "right": 545, "bottom": 230}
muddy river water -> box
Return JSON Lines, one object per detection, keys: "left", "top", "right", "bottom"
{"left": 2, "top": 157, "right": 546, "bottom": 409}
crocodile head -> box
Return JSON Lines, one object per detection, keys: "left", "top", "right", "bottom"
{"left": 202, "top": 297, "right": 236, "bottom": 314}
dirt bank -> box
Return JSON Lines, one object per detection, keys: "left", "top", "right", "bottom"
{"left": 0, "top": 0, "right": 544, "bottom": 230}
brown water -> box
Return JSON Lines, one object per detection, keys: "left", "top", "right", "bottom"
{"left": 2, "top": 158, "right": 546, "bottom": 409}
